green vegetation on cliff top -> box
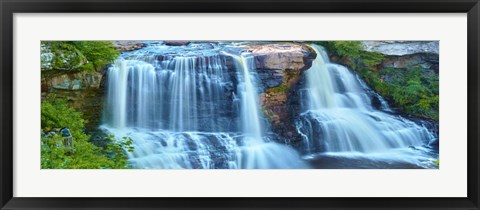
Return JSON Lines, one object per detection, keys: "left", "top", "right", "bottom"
{"left": 41, "top": 41, "right": 119, "bottom": 72}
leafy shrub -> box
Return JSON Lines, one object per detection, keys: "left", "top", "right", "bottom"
{"left": 41, "top": 96, "right": 133, "bottom": 169}
{"left": 71, "top": 41, "right": 120, "bottom": 72}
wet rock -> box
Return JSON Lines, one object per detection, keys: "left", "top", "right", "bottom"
{"left": 220, "top": 46, "right": 246, "bottom": 56}
{"left": 259, "top": 70, "right": 305, "bottom": 145}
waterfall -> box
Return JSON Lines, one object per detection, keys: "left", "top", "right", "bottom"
{"left": 296, "top": 44, "right": 437, "bottom": 168}
{"left": 102, "top": 42, "right": 307, "bottom": 169}
{"left": 232, "top": 54, "right": 263, "bottom": 144}
{"left": 100, "top": 42, "right": 437, "bottom": 169}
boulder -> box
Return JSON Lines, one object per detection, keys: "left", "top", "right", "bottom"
{"left": 163, "top": 41, "right": 191, "bottom": 46}
{"left": 244, "top": 43, "right": 316, "bottom": 71}
{"left": 239, "top": 43, "right": 316, "bottom": 88}
{"left": 111, "top": 41, "right": 145, "bottom": 52}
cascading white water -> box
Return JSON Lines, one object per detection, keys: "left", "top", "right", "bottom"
{"left": 233, "top": 54, "right": 263, "bottom": 143}
{"left": 297, "top": 44, "right": 436, "bottom": 168}
{"left": 102, "top": 42, "right": 307, "bottom": 169}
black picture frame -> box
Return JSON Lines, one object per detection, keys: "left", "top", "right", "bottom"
{"left": 1, "top": 0, "right": 479, "bottom": 209}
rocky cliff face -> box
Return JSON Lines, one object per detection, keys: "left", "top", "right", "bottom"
{"left": 362, "top": 41, "right": 439, "bottom": 55}
{"left": 236, "top": 43, "right": 316, "bottom": 144}
{"left": 42, "top": 71, "right": 103, "bottom": 91}
{"left": 362, "top": 41, "right": 439, "bottom": 73}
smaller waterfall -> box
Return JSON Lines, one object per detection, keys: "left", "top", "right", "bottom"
{"left": 233, "top": 54, "right": 264, "bottom": 144}
{"left": 297, "top": 44, "right": 437, "bottom": 168}
{"left": 106, "top": 60, "right": 130, "bottom": 129}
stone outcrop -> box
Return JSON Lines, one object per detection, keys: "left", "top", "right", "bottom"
{"left": 246, "top": 43, "right": 315, "bottom": 70}
{"left": 242, "top": 43, "right": 316, "bottom": 88}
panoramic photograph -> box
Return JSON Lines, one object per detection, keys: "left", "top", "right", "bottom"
{"left": 40, "top": 40, "right": 439, "bottom": 169}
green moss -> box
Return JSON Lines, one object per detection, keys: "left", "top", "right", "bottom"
{"left": 268, "top": 84, "right": 288, "bottom": 94}
{"left": 358, "top": 66, "right": 439, "bottom": 120}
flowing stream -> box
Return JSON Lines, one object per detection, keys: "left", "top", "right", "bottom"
{"left": 101, "top": 42, "right": 438, "bottom": 169}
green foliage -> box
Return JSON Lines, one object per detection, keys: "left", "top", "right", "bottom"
{"left": 268, "top": 83, "right": 288, "bottom": 94}
{"left": 318, "top": 41, "right": 363, "bottom": 59}
{"left": 104, "top": 135, "right": 135, "bottom": 169}
{"left": 72, "top": 41, "right": 120, "bottom": 72}
{"left": 41, "top": 41, "right": 87, "bottom": 71}
{"left": 42, "top": 41, "right": 119, "bottom": 72}
{"left": 41, "top": 95, "right": 86, "bottom": 132}
{"left": 315, "top": 41, "right": 385, "bottom": 67}
{"left": 41, "top": 97, "right": 133, "bottom": 169}
{"left": 360, "top": 51, "right": 386, "bottom": 67}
